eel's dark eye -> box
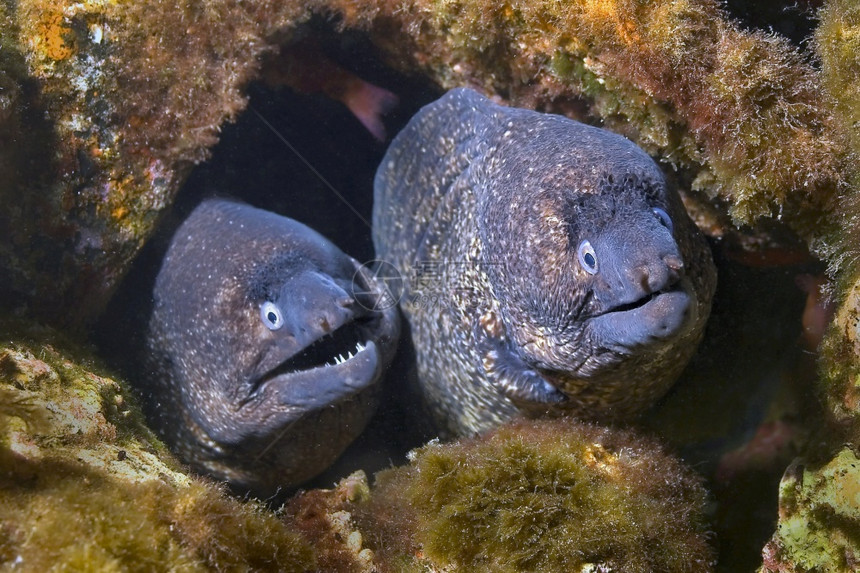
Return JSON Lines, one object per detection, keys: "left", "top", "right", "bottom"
{"left": 577, "top": 240, "right": 598, "bottom": 274}
{"left": 260, "top": 301, "right": 284, "bottom": 330}
{"left": 653, "top": 207, "right": 673, "bottom": 233}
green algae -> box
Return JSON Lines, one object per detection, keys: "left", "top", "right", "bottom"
{"left": 815, "top": 0, "right": 860, "bottom": 282}
{"left": 817, "top": 0, "right": 860, "bottom": 156}
{"left": 818, "top": 277, "right": 860, "bottom": 443}
{"left": 357, "top": 419, "right": 715, "bottom": 573}
{"left": 0, "top": 463, "right": 315, "bottom": 572}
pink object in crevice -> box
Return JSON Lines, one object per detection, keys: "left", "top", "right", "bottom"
{"left": 262, "top": 39, "right": 399, "bottom": 141}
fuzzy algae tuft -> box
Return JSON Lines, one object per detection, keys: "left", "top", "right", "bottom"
{"left": 356, "top": 419, "right": 715, "bottom": 573}
{"left": 816, "top": 0, "right": 860, "bottom": 282}
{"left": 818, "top": 278, "right": 860, "bottom": 442}
{"left": 814, "top": 0, "right": 860, "bottom": 443}
{"left": 0, "top": 319, "right": 314, "bottom": 572}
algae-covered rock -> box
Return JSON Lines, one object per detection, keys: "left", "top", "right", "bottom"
{"left": 345, "top": 0, "right": 845, "bottom": 247}
{"left": 815, "top": 0, "right": 860, "bottom": 443}
{"left": 816, "top": 0, "right": 860, "bottom": 283}
{"left": 0, "top": 0, "right": 311, "bottom": 326}
{"left": 0, "top": 0, "right": 852, "bottom": 328}
{"left": 817, "top": 0, "right": 860, "bottom": 157}
{"left": 819, "top": 278, "right": 860, "bottom": 441}
{"left": 759, "top": 446, "right": 860, "bottom": 572}
{"left": 354, "top": 419, "right": 715, "bottom": 573}
{"left": 0, "top": 320, "right": 314, "bottom": 571}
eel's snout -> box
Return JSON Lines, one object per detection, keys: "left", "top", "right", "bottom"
{"left": 280, "top": 270, "right": 360, "bottom": 347}
{"left": 587, "top": 224, "right": 695, "bottom": 353}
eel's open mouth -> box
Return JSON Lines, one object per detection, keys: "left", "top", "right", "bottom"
{"left": 247, "top": 314, "right": 383, "bottom": 409}
{"left": 266, "top": 318, "right": 371, "bottom": 376}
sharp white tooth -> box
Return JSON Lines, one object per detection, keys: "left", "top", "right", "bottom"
{"left": 355, "top": 341, "right": 365, "bottom": 352}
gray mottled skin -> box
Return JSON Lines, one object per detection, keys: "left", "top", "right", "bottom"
{"left": 146, "top": 199, "right": 399, "bottom": 495}
{"left": 373, "top": 88, "right": 716, "bottom": 437}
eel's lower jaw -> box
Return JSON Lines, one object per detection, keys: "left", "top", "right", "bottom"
{"left": 250, "top": 341, "right": 381, "bottom": 410}
{"left": 589, "top": 285, "right": 694, "bottom": 353}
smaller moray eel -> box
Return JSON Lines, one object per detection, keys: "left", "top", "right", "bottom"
{"left": 145, "top": 199, "right": 399, "bottom": 495}
{"left": 373, "top": 88, "right": 716, "bottom": 437}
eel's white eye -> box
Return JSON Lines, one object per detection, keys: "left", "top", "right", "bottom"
{"left": 260, "top": 301, "right": 284, "bottom": 330}
{"left": 653, "top": 207, "right": 673, "bottom": 233}
{"left": 577, "top": 240, "right": 598, "bottom": 274}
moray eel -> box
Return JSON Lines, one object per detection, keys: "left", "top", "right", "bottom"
{"left": 145, "top": 199, "right": 399, "bottom": 495}
{"left": 373, "top": 88, "right": 716, "bottom": 437}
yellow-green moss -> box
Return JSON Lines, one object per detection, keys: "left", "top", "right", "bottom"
{"left": 817, "top": 0, "right": 860, "bottom": 154}
{"left": 0, "top": 462, "right": 315, "bottom": 572}
{"left": 818, "top": 274, "right": 860, "bottom": 442}
{"left": 0, "top": 320, "right": 314, "bottom": 571}
{"left": 358, "top": 419, "right": 714, "bottom": 573}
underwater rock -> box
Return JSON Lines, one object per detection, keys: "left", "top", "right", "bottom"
{"left": 144, "top": 199, "right": 400, "bottom": 496}
{"left": 354, "top": 418, "right": 715, "bottom": 573}
{"left": 817, "top": 0, "right": 860, "bottom": 158}
{"left": 374, "top": 88, "right": 716, "bottom": 436}
{"left": 759, "top": 446, "right": 860, "bottom": 572}
{"left": 0, "top": 319, "right": 315, "bottom": 571}
{"left": 815, "top": 0, "right": 860, "bottom": 284}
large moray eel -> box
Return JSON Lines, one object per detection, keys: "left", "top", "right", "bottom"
{"left": 373, "top": 88, "right": 716, "bottom": 436}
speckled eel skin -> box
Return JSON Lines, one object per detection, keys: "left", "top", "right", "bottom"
{"left": 373, "top": 88, "right": 716, "bottom": 437}
{"left": 145, "top": 199, "right": 399, "bottom": 495}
